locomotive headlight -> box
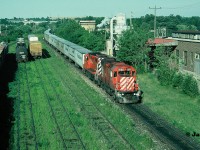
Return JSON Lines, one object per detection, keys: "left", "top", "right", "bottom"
{"left": 117, "top": 93, "right": 121, "bottom": 97}
{"left": 122, "top": 93, "right": 124, "bottom": 96}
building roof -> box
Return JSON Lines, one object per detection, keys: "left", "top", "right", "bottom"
{"left": 79, "top": 20, "right": 96, "bottom": 25}
{"left": 79, "top": 20, "right": 95, "bottom": 23}
{"left": 172, "top": 30, "right": 200, "bottom": 34}
{"left": 147, "top": 38, "right": 178, "bottom": 46}
{"left": 176, "top": 41, "right": 200, "bottom": 52}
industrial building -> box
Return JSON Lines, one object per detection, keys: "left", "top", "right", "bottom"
{"left": 171, "top": 31, "right": 200, "bottom": 76}
{"left": 79, "top": 20, "right": 96, "bottom": 32}
{"left": 167, "top": 30, "right": 200, "bottom": 90}
{"left": 106, "top": 13, "right": 128, "bottom": 56}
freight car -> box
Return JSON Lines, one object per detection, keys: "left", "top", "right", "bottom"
{"left": 16, "top": 38, "right": 28, "bottom": 62}
{"left": 44, "top": 29, "right": 142, "bottom": 103}
{"left": 28, "top": 35, "right": 42, "bottom": 58}
{"left": 0, "top": 42, "right": 8, "bottom": 67}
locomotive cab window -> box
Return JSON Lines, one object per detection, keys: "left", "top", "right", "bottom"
{"left": 132, "top": 71, "right": 135, "bottom": 76}
{"left": 114, "top": 72, "right": 117, "bottom": 77}
{"left": 85, "top": 56, "right": 88, "bottom": 60}
{"left": 118, "top": 71, "right": 131, "bottom": 76}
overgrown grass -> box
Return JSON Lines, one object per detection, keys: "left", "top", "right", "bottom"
{"left": 138, "top": 73, "right": 200, "bottom": 142}
{"left": 44, "top": 42, "right": 159, "bottom": 149}
{"left": 9, "top": 39, "right": 165, "bottom": 149}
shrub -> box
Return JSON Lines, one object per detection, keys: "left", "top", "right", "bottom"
{"left": 157, "top": 67, "right": 174, "bottom": 86}
{"left": 172, "top": 73, "right": 183, "bottom": 88}
{"left": 181, "top": 75, "right": 199, "bottom": 97}
{"left": 136, "top": 63, "right": 146, "bottom": 74}
{"left": 188, "top": 77, "right": 199, "bottom": 97}
{"left": 181, "top": 75, "right": 192, "bottom": 95}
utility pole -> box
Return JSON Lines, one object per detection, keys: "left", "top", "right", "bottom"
{"left": 149, "top": 5, "right": 161, "bottom": 38}
{"left": 5, "top": 25, "right": 7, "bottom": 36}
{"left": 130, "top": 11, "right": 133, "bottom": 30}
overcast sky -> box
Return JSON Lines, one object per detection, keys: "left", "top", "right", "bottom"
{"left": 1, "top": 0, "right": 200, "bottom": 18}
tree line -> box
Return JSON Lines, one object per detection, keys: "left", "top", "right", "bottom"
{"left": 132, "top": 14, "right": 200, "bottom": 36}
{"left": 52, "top": 19, "right": 105, "bottom": 51}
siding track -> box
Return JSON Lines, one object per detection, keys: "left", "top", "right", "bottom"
{"left": 34, "top": 59, "right": 86, "bottom": 150}
{"left": 24, "top": 63, "right": 38, "bottom": 150}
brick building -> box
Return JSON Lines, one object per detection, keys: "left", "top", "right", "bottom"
{"left": 171, "top": 31, "right": 200, "bottom": 76}
{"left": 170, "top": 30, "right": 200, "bottom": 90}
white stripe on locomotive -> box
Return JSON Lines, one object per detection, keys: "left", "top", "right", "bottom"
{"left": 97, "top": 58, "right": 104, "bottom": 75}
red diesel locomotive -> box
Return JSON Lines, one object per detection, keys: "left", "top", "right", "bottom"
{"left": 83, "top": 52, "right": 142, "bottom": 103}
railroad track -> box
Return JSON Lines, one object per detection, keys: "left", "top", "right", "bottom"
{"left": 20, "top": 69, "right": 29, "bottom": 150}
{"left": 24, "top": 63, "right": 38, "bottom": 150}
{"left": 45, "top": 42, "right": 200, "bottom": 150}
{"left": 33, "top": 59, "right": 86, "bottom": 150}
{"left": 16, "top": 72, "right": 20, "bottom": 150}
{"left": 42, "top": 50, "right": 135, "bottom": 149}
{"left": 123, "top": 104, "right": 200, "bottom": 150}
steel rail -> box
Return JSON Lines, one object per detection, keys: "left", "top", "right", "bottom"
{"left": 16, "top": 72, "right": 21, "bottom": 150}
{"left": 125, "top": 104, "right": 200, "bottom": 150}
{"left": 38, "top": 57, "right": 86, "bottom": 150}
{"left": 33, "top": 61, "right": 68, "bottom": 150}
{"left": 24, "top": 63, "right": 38, "bottom": 150}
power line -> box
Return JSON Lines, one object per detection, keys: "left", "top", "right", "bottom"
{"left": 149, "top": 5, "right": 162, "bottom": 38}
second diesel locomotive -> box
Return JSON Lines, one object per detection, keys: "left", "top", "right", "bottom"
{"left": 44, "top": 29, "right": 142, "bottom": 103}
{"left": 16, "top": 38, "right": 28, "bottom": 62}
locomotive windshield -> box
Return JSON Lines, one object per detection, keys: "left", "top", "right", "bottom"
{"left": 118, "top": 71, "right": 131, "bottom": 77}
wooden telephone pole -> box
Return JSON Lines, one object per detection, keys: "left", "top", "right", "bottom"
{"left": 149, "top": 5, "right": 162, "bottom": 38}
{"left": 130, "top": 11, "right": 133, "bottom": 30}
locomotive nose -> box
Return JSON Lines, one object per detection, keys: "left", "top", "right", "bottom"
{"left": 119, "top": 77, "right": 134, "bottom": 92}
